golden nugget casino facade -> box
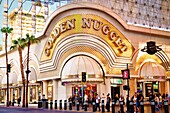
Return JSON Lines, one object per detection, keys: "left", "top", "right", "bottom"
{"left": 0, "top": 1, "right": 170, "bottom": 106}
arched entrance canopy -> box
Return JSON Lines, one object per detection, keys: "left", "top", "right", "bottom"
{"left": 61, "top": 55, "right": 104, "bottom": 82}
{"left": 138, "top": 60, "right": 166, "bottom": 82}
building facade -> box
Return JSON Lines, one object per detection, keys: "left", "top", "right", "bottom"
{"left": 0, "top": 0, "right": 170, "bottom": 106}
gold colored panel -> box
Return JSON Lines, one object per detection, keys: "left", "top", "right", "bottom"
{"left": 41, "top": 14, "right": 135, "bottom": 61}
{"left": 135, "top": 54, "right": 163, "bottom": 71}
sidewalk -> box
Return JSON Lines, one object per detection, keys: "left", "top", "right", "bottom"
{"left": 0, "top": 103, "right": 168, "bottom": 113}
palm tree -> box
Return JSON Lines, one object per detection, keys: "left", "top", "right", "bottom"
{"left": 10, "top": 38, "right": 27, "bottom": 107}
{"left": 25, "top": 33, "right": 40, "bottom": 107}
{"left": 1, "top": 27, "right": 13, "bottom": 107}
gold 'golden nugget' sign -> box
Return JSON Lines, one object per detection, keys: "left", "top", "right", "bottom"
{"left": 41, "top": 14, "right": 135, "bottom": 61}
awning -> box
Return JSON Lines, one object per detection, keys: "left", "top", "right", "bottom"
{"left": 61, "top": 56, "right": 103, "bottom": 82}
{"left": 138, "top": 60, "right": 166, "bottom": 82}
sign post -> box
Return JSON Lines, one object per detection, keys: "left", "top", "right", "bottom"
{"left": 121, "top": 64, "right": 130, "bottom": 113}
{"left": 81, "top": 72, "right": 86, "bottom": 109}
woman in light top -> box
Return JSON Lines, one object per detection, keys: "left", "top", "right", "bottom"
{"left": 155, "top": 94, "right": 160, "bottom": 113}
{"left": 133, "top": 94, "right": 137, "bottom": 113}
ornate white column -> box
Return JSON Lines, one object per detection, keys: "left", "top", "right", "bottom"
{"left": 57, "top": 81, "right": 66, "bottom": 102}
{"left": 105, "top": 77, "right": 111, "bottom": 95}
{"left": 99, "top": 83, "right": 106, "bottom": 96}
{"left": 53, "top": 79, "right": 58, "bottom": 107}
{"left": 97, "top": 83, "right": 100, "bottom": 95}
{"left": 42, "top": 81, "right": 48, "bottom": 99}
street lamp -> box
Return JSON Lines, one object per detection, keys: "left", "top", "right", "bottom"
{"left": 25, "top": 69, "right": 31, "bottom": 107}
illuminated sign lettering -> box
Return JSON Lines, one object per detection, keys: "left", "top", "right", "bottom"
{"left": 41, "top": 14, "right": 134, "bottom": 61}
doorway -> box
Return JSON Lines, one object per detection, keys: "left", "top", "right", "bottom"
{"left": 111, "top": 86, "right": 120, "bottom": 99}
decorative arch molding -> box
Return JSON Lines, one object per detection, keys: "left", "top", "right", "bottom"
{"left": 59, "top": 52, "right": 106, "bottom": 78}
{"left": 59, "top": 54, "right": 105, "bottom": 83}
{"left": 39, "top": 2, "right": 128, "bottom": 37}
{"left": 29, "top": 67, "right": 37, "bottom": 81}
{"left": 40, "top": 34, "right": 132, "bottom": 73}
{"left": 9, "top": 58, "right": 20, "bottom": 76}
{"left": 155, "top": 51, "right": 170, "bottom": 71}
{"left": 132, "top": 49, "right": 170, "bottom": 71}
{"left": 23, "top": 52, "right": 40, "bottom": 76}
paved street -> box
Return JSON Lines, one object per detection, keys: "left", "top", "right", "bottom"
{"left": 0, "top": 105, "right": 168, "bottom": 113}
{"left": 0, "top": 106, "right": 93, "bottom": 113}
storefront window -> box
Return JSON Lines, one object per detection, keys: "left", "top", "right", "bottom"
{"left": 30, "top": 86, "right": 36, "bottom": 102}
{"left": 145, "top": 83, "right": 152, "bottom": 97}
{"left": 0, "top": 90, "right": 5, "bottom": 103}
{"left": 145, "top": 82, "right": 159, "bottom": 97}
{"left": 47, "top": 81, "right": 53, "bottom": 100}
{"left": 72, "top": 84, "right": 97, "bottom": 97}
{"left": 153, "top": 82, "right": 159, "bottom": 94}
{"left": 38, "top": 86, "right": 42, "bottom": 100}
{"left": 137, "top": 82, "right": 143, "bottom": 93}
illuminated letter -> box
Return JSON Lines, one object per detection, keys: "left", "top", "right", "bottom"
{"left": 45, "top": 40, "right": 53, "bottom": 56}
{"left": 60, "top": 22, "right": 67, "bottom": 33}
{"left": 114, "top": 37, "right": 122, "bottom": 47}
{"left": 82, "top": 18, "right": 92, "bottom": 28}
{"left": 120, "top": 44, "right": 127, "bottom": 52}
{"left": 54, "top": 27, "right": 60, "bottom": 37}
{"left": 93, "top": 20, "right": 103, "bottom": 31}
{"left": 102, "top": 25, "right": 110, "bottom": 35}
{"left": 109, "top": 31, "right": 117, "bottom": 41}
{"left": 114, "top": 37, "right": 127, "bottom": 52}
{"left": 67, "top": 19, "right": 76, "bottom": 30}
{"left": 50, "top": 27, "right": 60, "bottom": 43}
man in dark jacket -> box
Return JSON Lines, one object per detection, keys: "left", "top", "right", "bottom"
{"left": 106, "top": 93, "right": 111, "bottom": 112}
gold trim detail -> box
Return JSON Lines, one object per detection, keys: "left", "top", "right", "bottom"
{"left": 41, "top": 14, "right": 135, "bottom": 61}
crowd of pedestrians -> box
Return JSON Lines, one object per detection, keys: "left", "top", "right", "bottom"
{"left": 68, "top": 91, "right": 169, "bottom": 113}
{"left": 68, "top": 92, "right": 112, "bottom": 112}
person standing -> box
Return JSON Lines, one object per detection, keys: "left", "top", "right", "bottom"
{"left": 95, "top": 94, "right": 101, "bottom": 111}
{"left": 149, "top": 92, "right": 154, "bottom": 101}
{"left": 17, "top": 97, "right": 21, "bottom": 107}
{"left": 155, "top": 94, "right": 160, "bottom": 113}
{"left": 137, "top": 91, "right": 144, "bottom": 112}
{"left": 106, "top": 93, "right": 111, "bottom": 112}
{"left": 115, "top": 94, "right": 119, "bottom": 105}
{"left": 101, "top": 93, "right": 106, "bottom": 102}
{"left": 159, "top": 93, "right": 162, "bottom": 108}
